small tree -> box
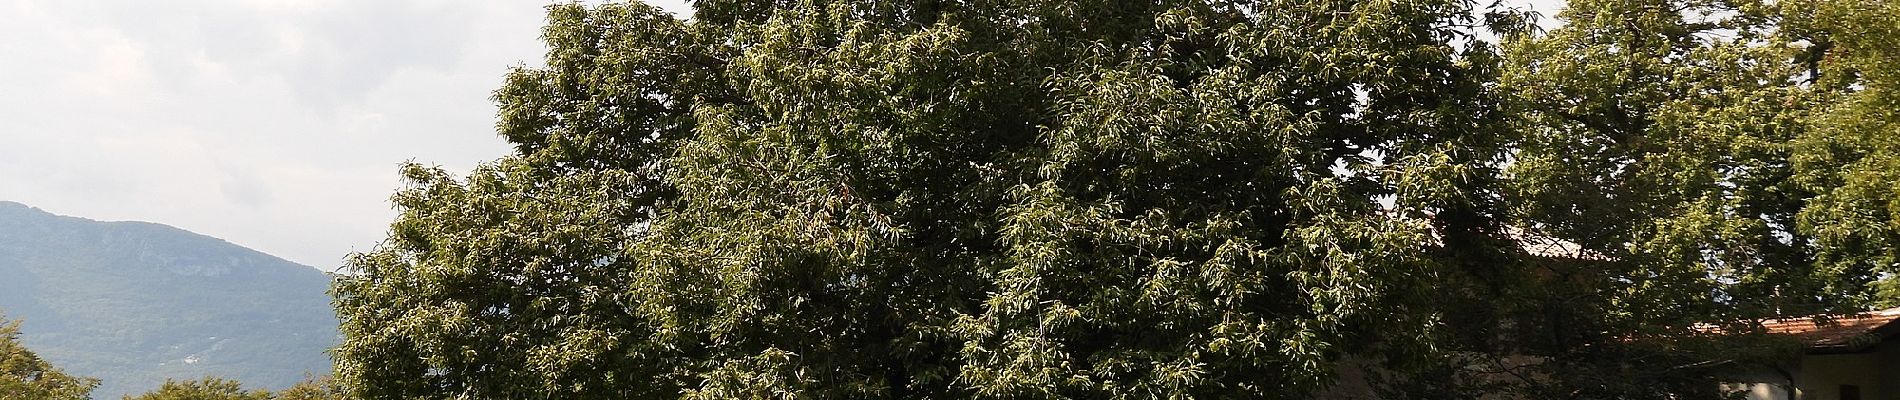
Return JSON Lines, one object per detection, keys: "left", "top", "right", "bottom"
{"left": 271, "top": 376, "right": 344, "bottom": 400}
{"left": 121, "top": 377, "right": 270, "bottom": 400}
{"left": 0, "top": 314, "right": 96, "bottom": 400}
{"left": 332, "top": 0, "right": 1900, "bottom": 398}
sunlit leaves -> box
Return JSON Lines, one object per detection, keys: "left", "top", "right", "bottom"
{"left": 0, "top": 315, "right": 96, "bottom": 400}
{"left": 1496, "top": 0, "right": 1900, "bottom": 396}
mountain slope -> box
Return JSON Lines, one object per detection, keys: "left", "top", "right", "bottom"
{"left": 0, "top": 201, "right": 337, "bottom": 398}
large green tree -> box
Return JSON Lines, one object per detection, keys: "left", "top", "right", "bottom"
{"left": 1491, "top": 0, "right": 1900, "bottom": 397}
{"left": 335, "top": 0, "right": 1900, "bottom": 398}
{"left": 1, "top": 314, "right": 96, "bottom": 400}
{"left": 1793, "top": 0, "right": 1900, "bottom": 305}
{"left": 334, "top": 0, "right": 1521, "bottom": 398}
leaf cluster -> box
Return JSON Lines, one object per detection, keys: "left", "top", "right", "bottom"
{"left": 0, "top": 314, "right": 97, "bottom": 400}
{"left": 332, "top": 0, "right": 1900, "bottom": 398}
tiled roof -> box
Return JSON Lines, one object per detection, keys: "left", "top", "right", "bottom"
{"left": 1759, "top": 307, "right": 1900, "bottom": 352}
{"left": 1507, "top": 226, "right": 1613, "bottom": 261}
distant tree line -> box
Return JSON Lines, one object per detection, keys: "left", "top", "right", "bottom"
{"left": 2, "top": 315, "right": 94, "bottom": 400}
{"left": 118, "top": 376, "right": 342, "bottom": 400}
{"left": 4, "top": 312, "right": 343, "bottom": 400}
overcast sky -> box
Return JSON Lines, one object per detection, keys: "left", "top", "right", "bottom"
{"left": 0, "top": 0, "right": 1564, "bottom": 270}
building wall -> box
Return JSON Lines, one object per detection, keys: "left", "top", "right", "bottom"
{"left": 1881, "top": 341, "right": 1900, "bottom": 398}
{"left": 1724, "top": 365, "right": 1796, "bottom": 400}
{"left": 1792, "top": 352, "right": 1882, "bottom": 400}
{"left": 1733, "top": 343, "right": 1900, "bottom": 400}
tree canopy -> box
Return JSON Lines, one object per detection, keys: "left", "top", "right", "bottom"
{"left": 1485, "top": 0, "right": 1899, "bottom": 395}
{"left": 121, "top": 377, "right": 271, "bottom": 400}
{"left": 333, "top": 0, "right": 1900, "bottom": 398}
{"left": 1, "top": 314, "right": 96, "bottom": 400}
{"left": 119, "top": 376, "right": 343, "bottom": 400}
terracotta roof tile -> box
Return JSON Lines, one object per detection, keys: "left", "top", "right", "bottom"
{"left": 1758, "top": 307, "right": 1900, "bottom": 351}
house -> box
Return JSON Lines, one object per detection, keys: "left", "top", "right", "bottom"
{"left": 1727, "top": 307, "right": 1900, "bottom": 400}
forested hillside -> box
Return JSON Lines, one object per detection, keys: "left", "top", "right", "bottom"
{"left": 0, "top": 202, "right": 338, "bottom": 398}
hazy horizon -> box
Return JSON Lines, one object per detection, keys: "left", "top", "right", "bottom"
{"left": 0, "top": 0, "right": 690, "bottom": 269}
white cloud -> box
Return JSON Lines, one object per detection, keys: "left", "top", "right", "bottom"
{"left": 63, "top": 28, "right": 152, "bottom": 98}
{"left": 0, "top": 0, "right": 689, "bottom": 268}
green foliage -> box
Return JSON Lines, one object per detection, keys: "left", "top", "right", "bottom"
{"left": 270, "top": 376, "right": 345, "bottom": 400}
{"left": 120, "top": 376, "right": 342, "bottom": 400}
{"left": 123, "top": 377, "right": 271, "bottom": 400}
{"left": 1792, "top": 0, "right": 1900, "bottom": 306}
{"left": 334, "top": 0, "right": 1900, "bottom": 398}
{"left": 1489, "top": 0, "right": 1900, "bottom": 396}
{"left": 1506, "top": 0, "right": 1828, "bottom": 320}
{"left": 0, "top": 314, "right": 97, "bottom": 400}
{"left": 336, "top": 0, "right": 1517, "bottom": 398}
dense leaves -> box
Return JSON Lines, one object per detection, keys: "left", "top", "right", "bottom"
{"left": 337, "top": 0, "right": 1512, "bottom": 398}
{"left": 333, "top": 0, "right": 1900, "bottom": 398}
{"left": 271, "top": 376, "right": 346, "bottom": 400}
{"left": 0, "top": 314, "right": 96, "bottom": 400}
{"left": 1489, "top": 0, "right": 1900, "bottom": 396}
{"left": 1507, "top": 0, "right": 1834, "bottom": 324}
{"left": 121, "top": 376, "right": 343, "bottom": 400}
{"left": 1794, "top": 0, "right": 1900, "bottom": 306}
{"left": 122, "top": 377, "right": 270, "bottom": 400}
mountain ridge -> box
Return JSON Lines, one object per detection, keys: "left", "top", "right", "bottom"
{"left": 0, "top": 201, "right": 338, "bottom": 398}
